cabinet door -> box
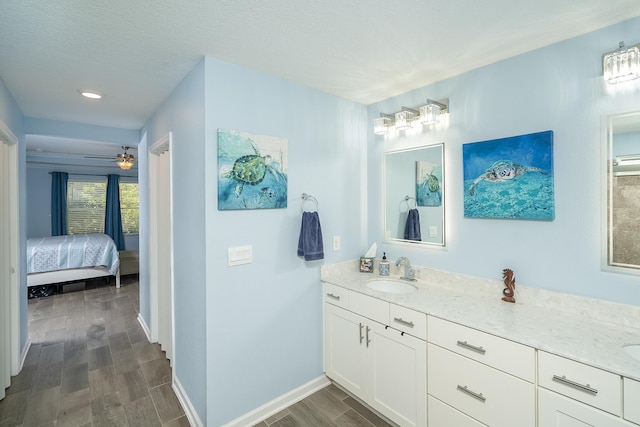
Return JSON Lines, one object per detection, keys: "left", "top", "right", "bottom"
{"left": 367, "top": 323, "right": 427, "bottom": 427}
{"left": 539, "top": 388, "right": 631, "bottom": 427}
{"left": 324, "top": 304, "right": 366, "bottom": 397}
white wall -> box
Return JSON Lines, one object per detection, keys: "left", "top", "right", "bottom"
{"left": 369, "top": 17, "right": 640, "bottom": 305}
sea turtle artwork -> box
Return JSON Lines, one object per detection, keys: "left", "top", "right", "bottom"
{"left": 225, "top": 139, "right": 281, "bottom": 197}
{"left": 425, "top": 173, "right": 440, "bottom": 192}
{"left": 468, "top": 160, "right": 547, "bottom": 196}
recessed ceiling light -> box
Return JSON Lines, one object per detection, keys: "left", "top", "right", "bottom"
{"left": 78, "top": 90, "right": 103, "bottom": 99}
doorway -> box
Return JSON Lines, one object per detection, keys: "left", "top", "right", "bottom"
{"left": 148, "top": 133, "right": 174, "bottom": 363}
{"left": 0, "top": 121, "right": 19, "bottom": 400}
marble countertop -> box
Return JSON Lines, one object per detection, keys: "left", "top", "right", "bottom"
{"left": 321, "top": 261, "right": 640, "bottom": 382}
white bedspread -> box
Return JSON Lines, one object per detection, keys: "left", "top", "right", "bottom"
{"left": 27, "top": 234, "right": 120, "bottom": 276}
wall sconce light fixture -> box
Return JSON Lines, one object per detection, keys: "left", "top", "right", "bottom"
{"left": 374, "top": 98, "right": 449, "bottom": 135}
{"left": 603, "top": 41, "right": 640, "bottom": 84}
{"left": 419, "top": 99, "right": 448, "bottom": 125}
{"left": 374, "top": 113, "right": 395, "bottom": 135}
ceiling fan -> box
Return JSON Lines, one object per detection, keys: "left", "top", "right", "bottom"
{"left": 85, "top": 146, "right": 137, "bottom": 170}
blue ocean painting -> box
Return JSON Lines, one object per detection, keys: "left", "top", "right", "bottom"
{"left": 463, "top": 130, "right": 554, "bottom": 220}
{"left": 218, "top": 129, "right": 288, "bottom": 210}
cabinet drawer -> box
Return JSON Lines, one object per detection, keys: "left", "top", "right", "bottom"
{"left": 323, "top": 283, "right": 348, "bottom": 309}
{"left": 427, "top": 316, "right": 535, "bottom": 382}
{"left": 624, "top": 377, "right": 640, "bottom": 424}
{"left": 539, "top": 388, "right": 629, "bottom": 427}
{"left": 428, "top": 395, "right": 486, "bottom": 427}
{"left": 348, "top": 291, "right": 388, "bottom": 325}
{"left": 389, "top": 304, "right": 426, "bottom": 340}
{"left": 428, "top": 344, "right": 535, "bottom": 427}
{"left": 538, "top": 351, "right": 621, "bottom": 416}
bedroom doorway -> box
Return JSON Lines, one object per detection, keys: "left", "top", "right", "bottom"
{"left": 148, "top": 133, "right": 174, "bottom": 364}
{"left": 0, "top": 121, "right": 19, "bottom": 400}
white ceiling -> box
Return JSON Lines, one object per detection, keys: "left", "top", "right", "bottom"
{"left": 2, "top": 1, "right": 640, "bottom": 159}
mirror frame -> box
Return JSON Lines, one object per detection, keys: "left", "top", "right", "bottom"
{"left": 602, "top": 110, "right": 640, "bottom": 275}
{"left": 383, "top": 142, "right": 445, "bottom": 247}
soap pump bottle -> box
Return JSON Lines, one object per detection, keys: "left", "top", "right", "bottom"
{"left": 379, "top": 252, "right": 390, "bottom": 276}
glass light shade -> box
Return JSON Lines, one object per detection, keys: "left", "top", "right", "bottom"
{"left": 118, "top": 159, "right": 134, "bottom": 170}
{"left": 604, "top": 44, "right": 640, "bottom": 84}
{"left": 419, "top": 103, "right": 441, "bottom": 125}
{"left": 394, "top": 110, "right": 416, "bottom": 130}
{"left": 374, "top": 116, "right": 392, "bottom": 135}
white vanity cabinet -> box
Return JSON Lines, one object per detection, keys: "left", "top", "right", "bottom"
{"left": 323, "top": 283, "right": 427, "bottom": 427}
{"left": 538, "top": 351, "right": 640, "bottom": 426}
{"left": 624, "top": 378, "right": 640, "bottom": 425}
{"left": 427, "top": 316, "right": 536, "bottom": 427}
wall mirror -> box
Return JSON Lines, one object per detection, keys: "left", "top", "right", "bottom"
{"left": 384, "top": 143, "right": 445, "bottom": 246}
{"left": 604, "top": 111, "right": 640, "bottom": 273}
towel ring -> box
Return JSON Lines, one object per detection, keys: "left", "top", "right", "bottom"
{"left": 301, "top": 193, "right": 319, "bottom": 213}
{"left": 401, "top": 195, "right": 417, "bottom": 210}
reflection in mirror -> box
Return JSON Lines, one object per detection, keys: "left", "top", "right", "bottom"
{"left": 384, "top": 143, "right": 445, "bottom": 246}
{"left": 605, "top": 111, "right": 640, "bottom": 272}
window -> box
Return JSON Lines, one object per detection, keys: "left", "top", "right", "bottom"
{"left": 67, "top": 178, "right": 139, "bottom": 235}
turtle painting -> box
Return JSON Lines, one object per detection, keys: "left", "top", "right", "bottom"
{"left": 225, "top": 139, "right": 281, "bottom": 197}
{"left": 468, "top": 160, "right": 546, "bottom": 195}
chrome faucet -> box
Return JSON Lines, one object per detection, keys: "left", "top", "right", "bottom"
{"left": 395, "top": 257, "right": 416, "bottom": 281}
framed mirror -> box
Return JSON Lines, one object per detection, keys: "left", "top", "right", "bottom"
{"left": 384, "top": 143, "right": 445, "bottom": 246}
{"left": 604, "top": 111, "right": 640, "bottom": 273}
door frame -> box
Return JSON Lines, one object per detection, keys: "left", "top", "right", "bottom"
{"left": 148, "top": 132, "right": 174, "bottom": 363}
{"left": 0, "top": 121, "right": 19, "bottom": 399}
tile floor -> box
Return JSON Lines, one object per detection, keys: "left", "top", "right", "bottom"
{"left": 253, "top": 384, "right": 392, "bottom": 427}
{"left": 1, "top": 276, "right": 392, "bottom": 427}
{"left": 0, "top": 276, "right": 189, "bottom": 427}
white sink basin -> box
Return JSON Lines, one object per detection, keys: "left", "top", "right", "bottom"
{"left": 366, "top": 279, "right": 417, "bottom": 294}
{"left": 623, "top": 344, "right": 640, "bottom": 362}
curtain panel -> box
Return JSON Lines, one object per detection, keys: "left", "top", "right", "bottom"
{"left": 105, "top": 174, "right": 125, "bottom": 250}
{"left": 50, "top": 171, "right": 68, "bottom": 236}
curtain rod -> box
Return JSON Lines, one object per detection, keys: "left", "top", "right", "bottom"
{"left": 48, "top": 172, "right": 136, "bottom": 178}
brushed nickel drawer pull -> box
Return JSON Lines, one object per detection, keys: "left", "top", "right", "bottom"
{"left": 359, "top": 323, "right": 364, "bottom": 344}
{"left": 366, "top": 326, "right": 371, "bottom": 348}
{"left": 457, "top": 340, "right": 486, "bottom": 355}
{"left": 552, "top": 375, "right": 599, "bottom": 395}
{"left": 457, "top": 385, "right": 486, "bottom": 402}
{"left": 326, "top": 293, "right": 340, "bottom": 300}
{"left": 393, "top": 317, "right": 414, "bottom": 328}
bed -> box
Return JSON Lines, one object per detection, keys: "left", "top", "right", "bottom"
{"left": 27, "top": 233, "right": 121, "bottom": 289}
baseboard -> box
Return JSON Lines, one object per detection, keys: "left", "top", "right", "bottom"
{"left": 222, "top": 375, "right": 331, "bottom": 427}
{"left": 18, "top": 338, "right": 31, "bottom": 373}
{"left": 137, "top": 313, "right": 151, "bottom": 342}
{"left": 173, "top": 375, "right": 204, "bottom": 427}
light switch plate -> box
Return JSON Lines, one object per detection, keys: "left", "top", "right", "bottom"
{"left": 429, "top": 226, "right": 437, "bottom": 238}
{"left": 228, "top": 245, "right": 253, "bottom": 266}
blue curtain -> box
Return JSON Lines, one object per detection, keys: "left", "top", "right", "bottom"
{"left": 50, "top": 172, "right": 68, "bottom": 236}
{"left": 105, "top": 174, "right": 125, "bottom": 250}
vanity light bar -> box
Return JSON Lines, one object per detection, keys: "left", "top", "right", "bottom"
{"left": 603, "top": 41, "right": 640, "bottom": 84}
{"left": 374, "top": 98, "right": 449, "bottom": 135}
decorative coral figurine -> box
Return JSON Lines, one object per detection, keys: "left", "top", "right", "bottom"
{"left": 501, "top": 268, "right": 516, "bottom": 303}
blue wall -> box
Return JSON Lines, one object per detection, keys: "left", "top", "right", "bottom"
{"left": 369, "top": 17, "right": 640, "bottom": 305}
{"left": 141, "top": 58, "right": 208, "bottom": 421}
{"left": 203, "top": 57, "right": 367, "bottom": 425}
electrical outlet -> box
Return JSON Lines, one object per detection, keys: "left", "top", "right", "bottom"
{"left": 333, "top": 235, "right": 341, "bottom": 251}
{"left": 429, "top": 226, "right": 437, "bottom": 238}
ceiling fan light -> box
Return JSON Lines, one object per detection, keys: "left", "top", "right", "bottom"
{"left": 118, "top": 159, "right": 134, "bottom": 170}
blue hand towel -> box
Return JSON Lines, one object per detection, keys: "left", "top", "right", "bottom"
{"left": 404, "top": 208, "right": 422, "bottom": 241}
{"left": 298, "top": 211, "right": 324, "bottom": 261}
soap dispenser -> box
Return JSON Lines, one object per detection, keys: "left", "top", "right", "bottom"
{"left": 379, "top": 252, "right": 390, "bottom": 276}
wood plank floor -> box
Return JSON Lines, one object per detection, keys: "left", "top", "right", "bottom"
{"left": 0, "top": 276, "right": 188, "bottom": 427}
{"left": 1, "top": 276, "right": 392, "bottom": 427}
{"left": 253, "top": 384, "right": 393, "bottom": 427}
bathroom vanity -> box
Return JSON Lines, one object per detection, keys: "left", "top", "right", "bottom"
{"left": 321, "top": 261, "right": 640, "bottom": 427}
